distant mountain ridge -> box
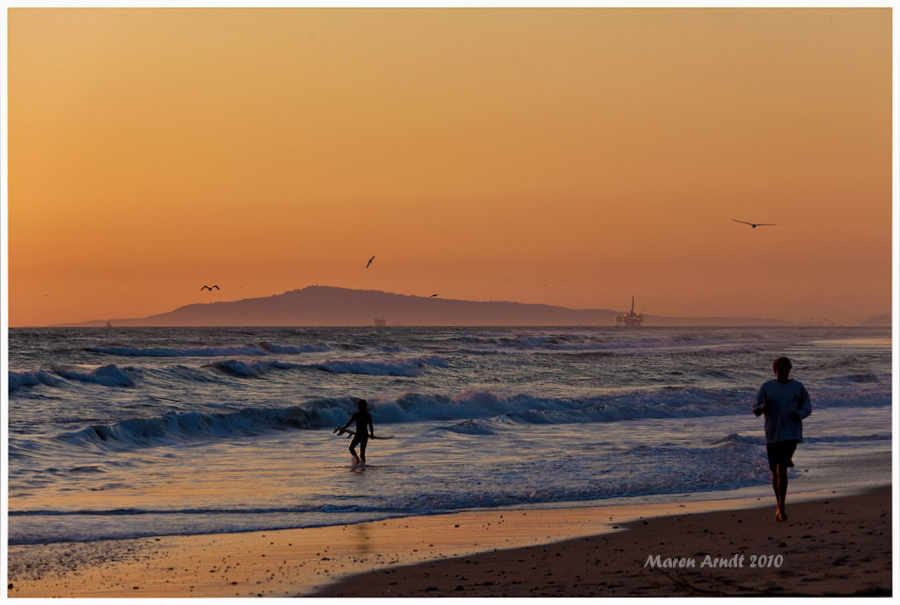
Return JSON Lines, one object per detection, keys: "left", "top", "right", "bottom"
{"left": 55, "top": 285, "right": 792, "bottom": 328}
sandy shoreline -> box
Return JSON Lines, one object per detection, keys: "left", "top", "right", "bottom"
{"left": 7, "top": 485, "right": 892, "bottom": 598}
{"left": 318, "top": 485, "right": 894, "bottom": 598}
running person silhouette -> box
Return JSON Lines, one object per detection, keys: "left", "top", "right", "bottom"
{"left": 753, "top": 356, "right": 812, "bottom": 521}
{"left": 340, "top": 399, "right": 374, "bottom": 465}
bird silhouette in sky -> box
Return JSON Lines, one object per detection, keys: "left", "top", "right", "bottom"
{"left": 731, "top": 218, "right": 778, "bottom": 229}
{"left": 200, "top": 285, "right": 220, "bottom": 291}
{"left": 733, "top": 219, "right": 777, "bottom": 229}
{"left": 431, "top": 294, "right": 439, "bottom": 297}
{"left": 366, "top": 255, "right": 375, "bottom": 268}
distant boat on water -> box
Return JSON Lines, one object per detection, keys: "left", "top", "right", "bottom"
{"left": 106, "top": 320, "right": 113, "bottom": 328}
{"left": 614, "top": 297, "right": 644, "bottom": 327}
{"left": 374, "top": 315, "right": 387, "bottom": 327}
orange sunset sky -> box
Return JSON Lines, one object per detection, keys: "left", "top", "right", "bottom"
{"left": 5, "top": 7, "right": 895, "bottom": 326}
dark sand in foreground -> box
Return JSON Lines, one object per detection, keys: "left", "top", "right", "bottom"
{"left": 7, "top": 486, "right": 892, "bottom": 597}
{"left": 316, "top": 486, "right": 893, "bottom": 598}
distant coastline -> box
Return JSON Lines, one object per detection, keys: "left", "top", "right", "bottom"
{"left": 41, "top": 285, "right": 879, "bottom": 329}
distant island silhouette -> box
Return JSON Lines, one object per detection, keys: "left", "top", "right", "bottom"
{"left": 53, "top": 286, "right": 797, "bottom": 328}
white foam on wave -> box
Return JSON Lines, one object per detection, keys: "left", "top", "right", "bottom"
{"left": 58, "top": 399, "right": 352, "bottom": 450}
{"left": 206, "top": 359, "right": 288, "bottom": 378}
{"left": 375, "top": 382, "right": 892, "bottom": 428}
{"left": 52, "top": 385, "right": 779, "bottom": 452}
{"left": 8, "top": 369, "right": 65, "bottom": 391}
{"left": 52, "top": 365, "right": 135, "bottom": 388}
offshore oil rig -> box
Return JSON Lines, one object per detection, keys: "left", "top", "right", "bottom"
{"left": 614, "top": 296, "right": 644, "bottom": 327}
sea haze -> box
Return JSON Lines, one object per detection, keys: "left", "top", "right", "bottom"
{"left": 7, "top": 325, "right": 892, "bottom": 544}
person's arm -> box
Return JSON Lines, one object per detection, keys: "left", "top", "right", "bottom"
{"left": 368, "top": 415, "right": 374, "bottom": 438}
{"left": 752, "top": 386, "right": 769, "bottom": 417}
{"left": 795, "top": 385, "right": 812, "bottom": 420}
{"left": 341, "top": 412, "right": 356, "bottom": 430}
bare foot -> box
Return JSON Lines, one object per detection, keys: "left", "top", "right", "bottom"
{"left": 775, "top": 509, "right": 788, "bottom": 522}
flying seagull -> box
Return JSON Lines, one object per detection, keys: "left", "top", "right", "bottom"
{"left": 201, "top": 285, "right": 220, "bottom": 291}
{"left": 431, "top": 294, "right": 439, "bottom": 297}
{"left": 366, "top": 255, "right": 375, "bottom": 268}
{"left": 733, "top": 219, "right": 777, "bottom": 229}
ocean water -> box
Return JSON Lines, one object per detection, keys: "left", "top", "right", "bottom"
{"left": 6, "top": 326, "right": 892, "bottom": 545}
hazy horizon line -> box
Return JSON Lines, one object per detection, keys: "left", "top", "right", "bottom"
{"left": 13, "top": 285, "right": 889, "bottom": 329}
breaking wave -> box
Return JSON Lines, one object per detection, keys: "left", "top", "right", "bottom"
{"left": 58, "top": 399, "right": 352, "bottom": 449}
{"left": 53, "top": 381, "right": 890, "bottom": 453}
{"left": 52, "top": 365, "right": 135, "bottom": 388}
{"left": 8, "top": 369, "right": 65, "bottom": 392}
{"left": 205, "top": 359, "right": 296, "bottom": 378}
{"left": 10, "top": 355, "right": 452, "bottom": 391}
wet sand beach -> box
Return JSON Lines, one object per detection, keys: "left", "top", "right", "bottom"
{"left": 317, "top": 486, "right": 893, "bottom": 598}
{"left": 7, "top": 486, "right": 891, "bottom": 598}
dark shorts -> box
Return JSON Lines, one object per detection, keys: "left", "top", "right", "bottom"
{"left": 350, "top": 433, "right": 368, "bottom": 448}
{"left": 766, "top": 440, "right": 799, "bottom": 471}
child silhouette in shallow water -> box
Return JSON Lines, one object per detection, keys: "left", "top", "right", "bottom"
{"left": 340, "top": 399, "right": 374, "bottom": 465}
